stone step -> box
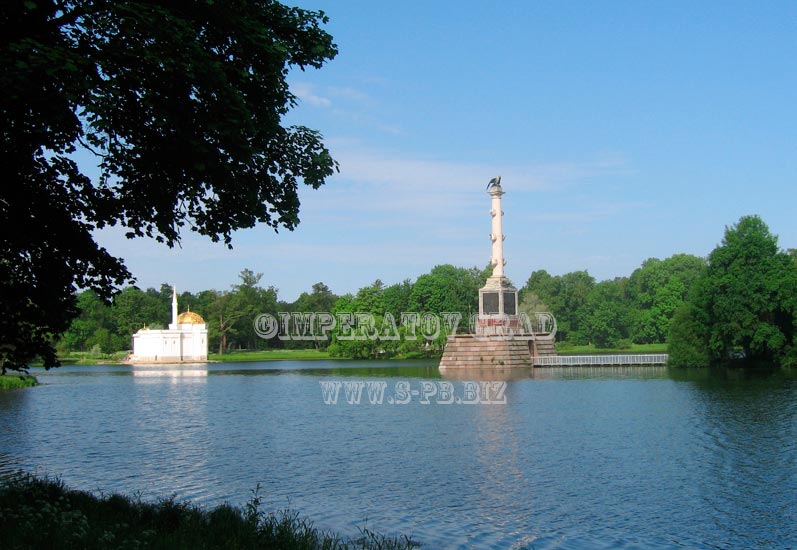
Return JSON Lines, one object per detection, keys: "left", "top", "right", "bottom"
{"left": 440, "top": 335, "right": 536, "bottom": 369}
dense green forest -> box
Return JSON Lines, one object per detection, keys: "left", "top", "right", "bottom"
{"left": 59, "top": 215, "right": 797, "bottom": 365}
{"left": 667, "top": 216, "right": 797, "bottom": 367}
{"left": 58, "top": 255, "right": 705, "bottom": 359}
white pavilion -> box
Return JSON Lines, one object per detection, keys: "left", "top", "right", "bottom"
{"left": 130, "top": 286, "right": 208, "bottom": 362}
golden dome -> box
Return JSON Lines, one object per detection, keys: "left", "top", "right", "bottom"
{"left": 177, "top": 310, "right": 205, "bottom": 324}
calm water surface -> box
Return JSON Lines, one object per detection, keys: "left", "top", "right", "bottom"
{"left": 1, "top": 361, "right": 796, "bottom": 549}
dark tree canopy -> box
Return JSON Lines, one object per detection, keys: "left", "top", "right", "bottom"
{"left": 1, "top": 0, "right": 337, "bottom": 371}
{"left": 668, "top": 215, "right": 797, "bottom": 367}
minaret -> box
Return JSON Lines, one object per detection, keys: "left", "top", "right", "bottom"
{"left": 171, "top": 285, "right": 178, "bottom": 328}
{"left": 488, "top": 181, "right": 506, "bottom": 278}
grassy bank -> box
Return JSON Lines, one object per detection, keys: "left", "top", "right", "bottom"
{"left": 0, "top": 475, "right": 417, "bottom": 550}
{"left": 210, "top": 349, "right": 334, "bottom": 362}
{"left": 55, "top": 348, "right": 427, "bottom": 365}
{"left": 53, "top": 351, "right": 131, "bottom": 366}
{"left": 556, "top": 343, "right": 668, "bottom": 355}
{"left": 0, "top": 374, "right": 38, "bottom": 389}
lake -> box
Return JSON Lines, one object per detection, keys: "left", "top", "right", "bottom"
{"left": 1, "top": 361, "right": 796, "bottom": 549}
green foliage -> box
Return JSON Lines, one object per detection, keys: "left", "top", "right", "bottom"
{"left": 60, "top": 290, "right": 129, "bottom": 355}
{"left": 667, "top": 303, "right": 710, "bottom": 367}
{"left": 408, "top": 264, "right": 487, "bottom": 321}
{"left": 520, "top": 255, "right": 705, "bottom": 347}
{"left": 293, "top": 282, "right": 339, "bottom": 313}
{"left": 113, "top": 287, "right": 170, "bottom": 339}
{"left": 381, "top": 279, "right": 414, "bottom": 319}
{"left": 327, "top": 287, "right": 391, "bottom": 360}
{"left": 0, "top": 475, "right": 418, "bottom": 549}
{"left": 60, "top": 288, "right": 166, "bottom": 355}
{"left": 577, "top": 279, "right": 630, "bottom": 348}
{"left": 209, "top": 349, "right": 331, "bottom": 362}
{"left": 325, "top": 266, "right": 488, "bottom": 360}
{"left": 669, "top": 216, "right": 797, "bottom": 367}
{"left": 57, "top": 268, "right": 284, "bottom": 357}
{"left": 615, "top": 339, "right": 634, "bottom": 350}
{"left": 49, "top": 216, "right": 797, "bottom": 367}
{"left": 627, "top": 254, "right": 706, "bottom": 343}
{"left": 521, "top": 269, "right": 595, "bottom": 342}
{"left": 282, "top": 282, "right": 340, "bottom": 350}
{"left": 1, "top": 0, "right": 337, "bottom": 371}
{"left": 556, "top": 342, "right": 667, "bottom": 355}
{"left": 230, "top": 269, "right": 279, "bottom": 351}
{"left": 0, "top": 374, "right": 38, "bottom": 389}
{"left": 518, "top": 292, "right": 548, "bottom": 317}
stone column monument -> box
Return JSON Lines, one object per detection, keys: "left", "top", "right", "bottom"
{"left": 489, "top": 178, "right": 506, "bottom": 278}
{"left": 438, "top": 177, "right": 556, "bottom": 372}
{"left": 478, "top": 177, "right": 519, "bottom": 334}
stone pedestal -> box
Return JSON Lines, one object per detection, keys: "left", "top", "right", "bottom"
{"left": 477, "top": 276, "right": 518, "bottom": 336}
{"left": 439, "top": 335, "right": 533, "bottom": 369}
{"left": 439, "top": 332, "right": 557, "bottom": 371}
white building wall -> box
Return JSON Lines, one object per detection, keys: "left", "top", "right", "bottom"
{"left": 131, "top": 324, "right": 208, "bottom": 363}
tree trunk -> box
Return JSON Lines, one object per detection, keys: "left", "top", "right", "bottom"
{"left": 219, "top": 332, "right": 227, "bottom": 355}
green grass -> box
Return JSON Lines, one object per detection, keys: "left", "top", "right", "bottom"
{"left": 56, "top": 348, "right": 432, "bottom": 365}
{"left": 0, "top": 374, "right": 38, "bottom": 389}
{"left": 209, "top": 349, "right": 334, "bottom": 362}
{"left": 51, "top": 350, "right": 130, "bottom": 366}
{"left": 556, "top": 342, "right": 668, "bottom": 355}
{"left": 55, "top": 344, "right": 670, "bottom": 365}
{"left": 0, "top": 475, "right": 418, "bottom": 550}
{"left": 54, "top": 348, "right": 333, "bottom": 365}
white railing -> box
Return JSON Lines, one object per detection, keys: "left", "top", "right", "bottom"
{"left": 534, "top": 354, "right": 668, "bottom": 366}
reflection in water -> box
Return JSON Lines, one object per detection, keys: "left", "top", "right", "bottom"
{"left": 533, "top": 365, "right": 670, "bottom": 380}
{"left": 129, "top": 373, "right": 214, "bottom": 500}
{"left": 297, "top": 364, "right": 441, "bottom": 379}
{"left": 440, "top": 366, "right": 537, "bottom": 381}
{"left": 1, "top": 362, "right": 796, "bottom": 549}
{"left": 132, "top": 368, "right": 209, "bottom": 380}
{"left": 440, "top": 365, "right": 671, "bottom": 381}
{"left": 471, "top": 394, "right": 534, "bottom": 547}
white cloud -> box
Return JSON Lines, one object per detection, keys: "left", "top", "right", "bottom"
{"left": 91, "top": 143, "right": 639, "bottom": 299}
{"left": 291, "top": 82, "right": 332, "bottom": 108}
{"left": 298, "top": 144, "right": 635, "bottom": 232}
{"left": 327, "top": 143, "right": 631, "bottom": 193}
{"left": 327, "top": 86, "right": 374, "bottom": 104}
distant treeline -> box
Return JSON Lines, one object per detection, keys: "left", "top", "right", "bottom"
{"left": 60, "top": 215, "right": 797, "bottom": 366}
{"left": 59, "top": 257, "right": 704, "bottom": 359}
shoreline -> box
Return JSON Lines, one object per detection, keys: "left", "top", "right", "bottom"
{"left": 0, "top": 374, "right": 38, "bottom": 390}
{"left": 0, "top": 474, "right": 418, "bottom": 549}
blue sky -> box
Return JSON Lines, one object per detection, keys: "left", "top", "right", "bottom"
{"left": 95, "top": 0, "right": 797, "bottom": 301}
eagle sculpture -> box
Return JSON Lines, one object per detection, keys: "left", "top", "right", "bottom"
{"left": 486, "top": 176, "right": 502, "bottom": 190}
